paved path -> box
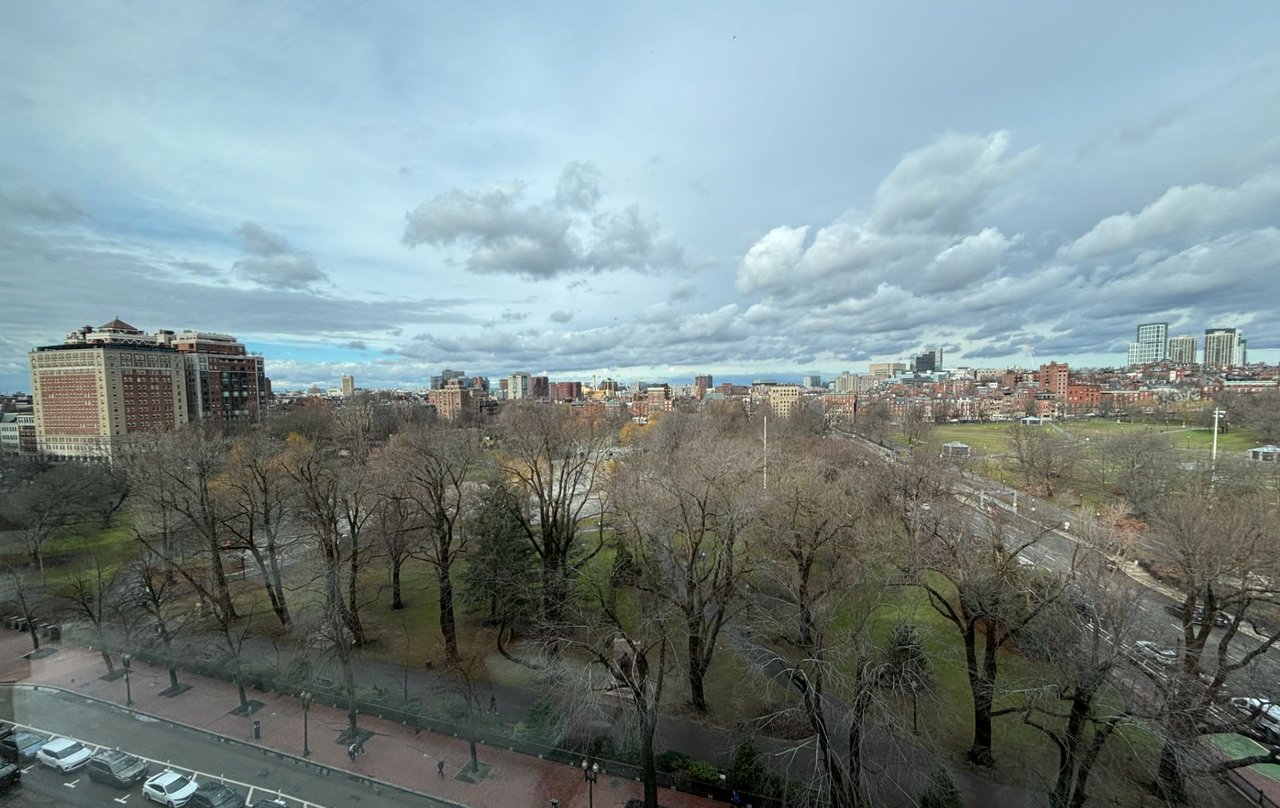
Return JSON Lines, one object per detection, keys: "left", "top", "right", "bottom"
{"left": 0, "top": 631, "right": 720, "bottom": 808}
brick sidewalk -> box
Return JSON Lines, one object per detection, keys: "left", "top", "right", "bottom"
{"left": 0, "top": 632, "right": 722, "bottom": 808}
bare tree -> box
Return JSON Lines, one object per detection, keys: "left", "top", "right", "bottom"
{"left": 893, "top": 459, "right": 1068, "bottom": 768}
{"left": 0, "top": 463, "right": 99, "bottom": 581}
{"left": 746, "top": 443, "right": 890, "bottom": 808}
{"left": 611, "top": 414, "right": 756, "bottom": 715}
{"left": 59, "top": 556, "right": 126, "bottom": 675}
{"left": 390, "top": 424, "right": 486, "bottom": 660}
{"left": 497, "top": 402, "right": 616, "bottom": 624}
{"left": 220, "top": 432, "right": 297, "bottom": 626}
{"left": 1142, "top": 476, "right": 1280, "bottom": 803}
{"left": 1006, "top": 422, "right": 1078, "bottom": 498}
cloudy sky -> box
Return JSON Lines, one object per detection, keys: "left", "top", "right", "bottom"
{"left": 3, "top": 3, "right": 1279, "bottom": 392}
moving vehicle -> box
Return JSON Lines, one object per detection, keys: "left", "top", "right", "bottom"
{"left": 87, "top": 749, "right": 150, "bottom": 787}
{"left": 143, "top": 770, "right": 198, "bottom": 806}
{"left": 35, "top": 738, "right": 92, "bottom": 773}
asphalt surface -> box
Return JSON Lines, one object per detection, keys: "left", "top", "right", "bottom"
{"left": 0, "top": 685, "right": 448, "bottom": 808}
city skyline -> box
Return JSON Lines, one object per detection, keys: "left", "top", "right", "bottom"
{"left": 3, "top": 4, "right": 1280, "bottom": 392}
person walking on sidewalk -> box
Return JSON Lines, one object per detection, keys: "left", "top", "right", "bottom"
{"left": 489, "top": 694, "right": 497, "bottom": 714}
{"left": 347, "top": 743, "right": 358, "bottom": 762}
{"left": 354, "top": 735, "right": 367, "bottom": 755}
{"left": 437, "top": 758, "right": 446, "bottom": 777}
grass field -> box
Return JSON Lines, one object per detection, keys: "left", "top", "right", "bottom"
{"left": 1208, "top": 733, "right": 1280, "bottom": 781}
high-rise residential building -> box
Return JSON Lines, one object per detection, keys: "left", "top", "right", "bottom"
{"left": 834, "top": 372, "right": 855, "bottom": 394}
{"left": 1167, "top": 335, "right": 1197, "bottom": 365}
{"left": 768, "top": 384, "right": 801, "bottom": 417}
{"left": 1039, "top": 361, "right": 1069, "bottom": 398}
{"left": 507, "top": 373, "right": 531, "bottom": 400}
{"left": 530, "top": 376, "right": 550, "bottom": 399}
{"left": 169, "top": 331, "right": 266, "bottom": 423}
{"left": 693, "top": 374, "right": 713, "bottom": 400}
{"left": 28, "top": 319, "right": 268, "bottom": 461}
{"left": 30, "top": 319, "right": 189, "bottom": 461}
{"left": 1204, "top": 328, "right": 1245, "bottom": 369}
{"left": 341, "top": 375, "right": 355, "bottom": 397}
{"left": 646, "top": 384, "right": 670, "bottom": 413}
{"left": 802, "top": 374, "right": 823, "bottom": 389}
{"left": 427, "top": 379, "right": 470, "bottom": 420}
{"left": 1127, "top": 322, "right": 1168, "bottom": 367}
{"left": 550, "top": 381, "right": 582, "bottom": 401}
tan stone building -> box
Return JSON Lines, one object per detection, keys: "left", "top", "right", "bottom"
{"left": 767, "top": 384, "right": 801, "bottom": 417}
{"left": 30, "top": 319, "right": 188, "bottom": 460}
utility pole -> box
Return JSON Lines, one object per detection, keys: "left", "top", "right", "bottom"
{"left": 762, "top": 413, "right": 768, "bottom": 491}
{"left": 1211, "top": 408, "right": 1226, "bottom": 463}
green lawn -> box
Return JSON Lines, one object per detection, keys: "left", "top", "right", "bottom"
{"left": 1209, "top": 733, "right": 1280, "bottom": 781}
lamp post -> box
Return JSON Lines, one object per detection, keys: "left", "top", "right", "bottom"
{"left": 301, "top": 690, "right": 312, "bottom": 758}
{"left": 581, "top": 758, "right": 599, "bottom": 808}
{"left": 121, "top": 654, "right": 133, "bottom": 707}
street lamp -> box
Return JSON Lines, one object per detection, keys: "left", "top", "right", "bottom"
{"left": 300, "top": 690, "right": 312, "bottom": 758}
{"left": 121, "top": 654, "right": 133, "bottom": 707}
{"left": 581, "top": 758, "right": 599, "bottom": 808}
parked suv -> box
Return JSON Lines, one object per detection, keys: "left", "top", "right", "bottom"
{"left": 36, "top": 738, "right": 92, "bottom": 773}
{"left": 87, "top": 749, "right": 150, "bottom": 788}
{"left": 187, "top": 781, "right": 246, "bottom": 808}
{"left": 0, "top": 731, "right": 48, "bottom": 764}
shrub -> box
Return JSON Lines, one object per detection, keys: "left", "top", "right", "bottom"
{"left": 656, "top": 750, "right": 691, "bottom": 773}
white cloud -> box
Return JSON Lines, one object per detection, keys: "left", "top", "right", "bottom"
{"left": 1062, "top": 171, "right": 1280, "bottom": 259}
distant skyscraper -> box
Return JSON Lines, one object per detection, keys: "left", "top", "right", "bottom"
{"left": 507, "top": 372, "right": 531, "bottom": 400}
{"left": 341, "top": 374, "right": 355, "bottom": 397}
{"left": 1127, "top": 322, "right": 1168, "bottom": 367}
{"left": 802, "top": 374, "right": 822, "bottom": 389}
{"left": 913, "top": 352, "right": 936, "bottom": 373}
{"left": 1203, "top": 328, "right": 1244, "bottom": 369}
{"left": 693, "top": 374, "right": 713, "bottom": 400}
{"left": 1167, "top": 335, "right": 1197, "bottom": 365}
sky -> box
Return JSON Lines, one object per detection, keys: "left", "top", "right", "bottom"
{"left": 3, "top": 3, "right": 1279, "bottom": 392}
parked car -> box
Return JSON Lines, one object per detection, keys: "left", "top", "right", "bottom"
{"left": 87, "top": 749, "right": 150, "bottom": 788}
{"left": 1135, "top": 640, "right": 1178, "bottom": 666}
{"left": 1230, "top": 697, "right": 1280, "bottom": 742}
{"left": 187, "top": 781, "right": 246, "bottom": 808}
{"left": 0, "top": 731, "right": 48, "bottom": 764}
{"left": 35, "top": 738, "right": 91, "bottom": 773}
{"left": 143, "top": 770, "right": 198, "bottom": 806}
{"left": 1164, "top": 603, "right": 1232, "bottom": 627}
{"left": 249, "top": 800, "right": 288, "bottom": 808}
{"left": 0, "top": 762, "right": 20, "bottom": 791}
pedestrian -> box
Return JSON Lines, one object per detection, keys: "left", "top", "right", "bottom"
{"left": 437, "top": 758, "right": 446, "bottom": 777}
{"left": 347, "top": 743, "right": 357, "bottom": 762}
{"left": 730, "top": 791, "right": 742, "bottom": 807}
{"left": 354, "top": 735, "right": 367, "bottom": 755}
{"left": 489, "top": 694, "right": 497, "bottom": 714}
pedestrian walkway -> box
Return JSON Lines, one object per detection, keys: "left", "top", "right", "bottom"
{"left": 0, "top": 632, "right": 719, "bottom": 808}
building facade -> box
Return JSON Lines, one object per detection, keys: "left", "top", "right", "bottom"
{"left": 341, "top": 374, "right": 355, "bottom": 397}
{"left": 28, "top": 319, "right": 267, "bottom": 461}
{"left": 1204, "top": 328, "right": 1245, "bottom": 370}
{"left": 1127, "top": 322, "right": 1168, "bottom": 367}
{"left": 1167, "top": 334, "right": 1197, "bottom": 365}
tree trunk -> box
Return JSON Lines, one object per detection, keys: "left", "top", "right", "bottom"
{"left": 437, "top": 565, "right": 458, "bottom": 661}
{"left": 639, "top": 708, "right": 659, "bottom": 808}
{"left": 100, "top": 649, "right": 116, "bottom": 676}
{"left": 964, "top": 625, "right": 997, "bottom": 767}
{"left": 247, "top": 545, "right": 290, "bottom": 626}
{"left": 168, "top": 666, "right": 180, "bottom": 690}
{"left": 687, "top": 631, "right": 709, "bottom": 714}
{"left": 342, "top": 651, "right": 359, "bottom": 735}
{"left": 1157, "top": 740, "right": 1188, "bottom": 804}
{"left": 391, "top": 556, "right": 404, "bottom": 610}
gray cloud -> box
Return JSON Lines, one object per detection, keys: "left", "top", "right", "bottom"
{"left": 554, "top": 161, "right": 602, "bottom": 211}
{"left": 0, "top": 185, "right": 82, "bottom": 222}
{"left": 402, "top": 162, "right": 684, "bottom": 279}
{"left": 549, "top": 309, "right": 574, "bottom": 323}
{"left": 343, "top": 340, "right": 368, "bottom": 350}
{"left": 233, "top": 222, "right": 329, "bottom": 289}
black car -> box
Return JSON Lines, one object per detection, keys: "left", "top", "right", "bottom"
{"left": 0, "top": 762, "right": 20, "bottom": 791}
{"left": 188, "top": 781, "right": 247, "bottom": 808}
{"left": 87, "top": 749, "right": 150, "bottom": 788}
{"left": 0, "top": 731, "right": 48, "bottom": 764}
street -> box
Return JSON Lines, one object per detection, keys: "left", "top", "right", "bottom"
{"left": 0, "top": 685, "right": 451, "bottom": 808}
